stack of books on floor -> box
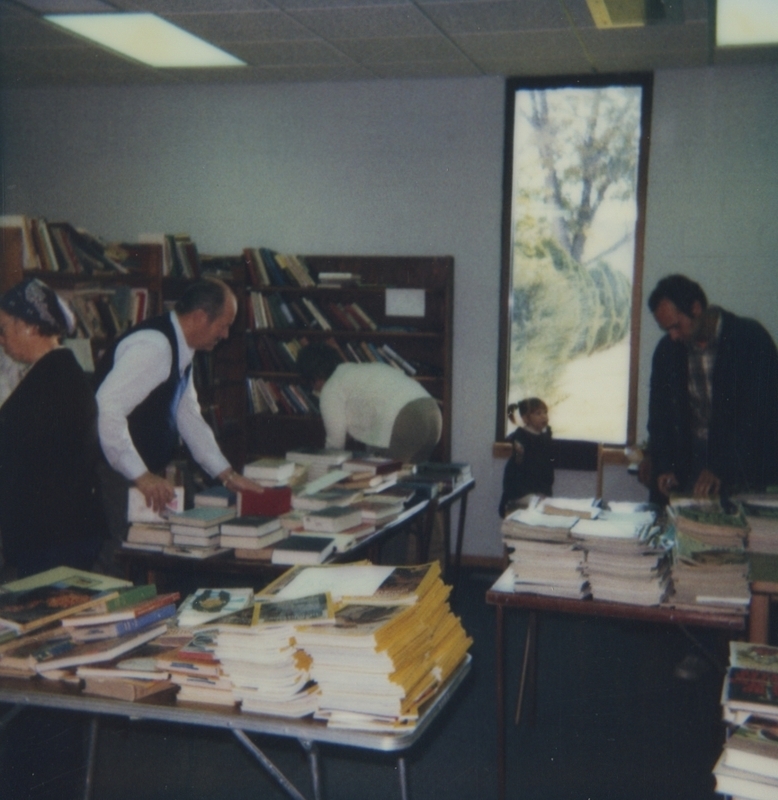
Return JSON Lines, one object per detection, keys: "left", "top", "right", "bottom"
{"left": 570, "top": 504, "right": 670, "bottom": 605}
{"left": 714, "top": 641, "right": 778, "bottom": 799}
{"left": 665, "top": 498, "right": 751, "bottom": 615}
{"left": 258, "top": 561, "right": 472, "bottom": 731}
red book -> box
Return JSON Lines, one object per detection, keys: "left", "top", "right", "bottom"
{"left": 238, "top": 486, "right": 292, "bottom": 517}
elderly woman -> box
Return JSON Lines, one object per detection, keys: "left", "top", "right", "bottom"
{"left": 0, "top": 278, "right": 106, "bottom": 577}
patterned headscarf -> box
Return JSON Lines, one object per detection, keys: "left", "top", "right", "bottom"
{"left": 0, "top": 278, "right": 75, "bottom": 336}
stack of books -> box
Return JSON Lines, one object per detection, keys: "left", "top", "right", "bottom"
{"left": 123, "top": 486, "right": 185, "bottom": 553}
{"left": 242, "top": 457, "right": 298, "bottom": 487}
{"left": 218, "top": 514, "right": 287, "bottom": 559}
{"left": 503, "top": 538, "right": 590, "bottom": 599}
{"left": 739, "top": 494, "right": 778, "bottom": 555}
{"left": 166, "top": 506, "right": 237, "bottom": 558}
{"left": 205, "top": 595, "right": 333, "bottom": 717}
{"left": 665, "top": 498, "right": 751, "bottom": 614}
{"left": 714, "top": 641, "right": 778, "bottom": 799}
{"left": 284, "top": 447, "right": 352, "bottom": 481}
{"left": 570, "top": 506, "right": 669, "bottom": 606}
{"left": 193, "top": 485, "right": 237, "bottom": 509}
{"left": 500, "top": 505, "right": 578, "bottom": 544}
{"left": 0, "top": 569, "right": 175, "bottom": 682}
{"left": 258, "top": 561, "right": 472, "bottom": 731}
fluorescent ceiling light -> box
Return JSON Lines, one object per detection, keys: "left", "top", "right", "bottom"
{"left": 717, "top": 0, "right": 778, "bottom": 47}
{"left": 44, "top": 13, "right": 246, "bottom": 68}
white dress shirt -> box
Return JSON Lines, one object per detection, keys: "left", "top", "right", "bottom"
{"left": 96, "top": 311, "right": 230, "bottom": 481}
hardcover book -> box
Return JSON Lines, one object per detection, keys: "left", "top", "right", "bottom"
{"left": 167, "top": 506, "right": 237, "bottom": 528}
{"left": 219, "top": 515, "right": 282, "bottom": 538}
{"left": 238, "top": 486, "right": 292, "bottom": 517}
{"left": 302, "top": 506, "right": 363, "bottom": 533}
{"left": 271, "top": 535, "right": 336, "bottom": 566}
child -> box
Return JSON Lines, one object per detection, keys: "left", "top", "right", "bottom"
{"left": 499, "top": 397, "right": 554, "bottom": 517}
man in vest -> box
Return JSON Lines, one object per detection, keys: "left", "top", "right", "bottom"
{"left": 95, "top": 278, "right": 258, "bottom": 539}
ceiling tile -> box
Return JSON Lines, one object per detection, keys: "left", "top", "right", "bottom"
{"left": 420, "top": 0, "right": 571, "bottom": 34}
{"left": 284, "top": 5, "right": 441, "bottom": 40}
{"left": 333, "top": 34, "right": 469, "bottom": 63}
{"left": 164, "top": 10, "right": 314, "bottom": 42}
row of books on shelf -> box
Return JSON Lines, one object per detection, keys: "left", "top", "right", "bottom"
{"left": 714, "top": 641, "right": 778, "bottom": 800}
{"left": 0, "top": 562, "right": 472, "bottom": 731}
{"left": 247, "top": 290, "right": 379, "bottom": 333}
{"left": 243, "top": 247, "right": 316, "bottom": 288}
{"left": 246, "top": 377, "right": 319, "bottom": 416}
{"left": 246, "top": 334, "right": 420, "bottom": 378}
{"left": 1, "top": 215, "right": 131, "bottom": 275}
{"left": 60, "top": 285, "right": 149, "bottom": 341}
{"left": 137, "top": 232, "right": 201, "bottom": 278}
{"left": 244, "top": 247, "right": 364, "bottom": 290}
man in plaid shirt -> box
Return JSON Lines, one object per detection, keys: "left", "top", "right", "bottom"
{"left": 646, "top": 274, "right": 778, "bottom": 503}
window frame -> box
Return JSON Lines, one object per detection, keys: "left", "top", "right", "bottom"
{"left": 496, "top": 72, "right": 653, "bottom": 458}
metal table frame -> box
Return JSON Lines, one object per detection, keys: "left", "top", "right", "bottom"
{"left": 0, "top": 654, "right": 471, "bottom": 800}
{"left": 486, "top": 587, "right": 746, "bottom": 800}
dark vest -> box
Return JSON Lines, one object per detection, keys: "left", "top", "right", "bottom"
{"left": 94, "top": 314, "right": 191, "bottom": 474}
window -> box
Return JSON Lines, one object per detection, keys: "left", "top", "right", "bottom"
{"left": 498, "top": 73, "right": 652, "bottom": 447}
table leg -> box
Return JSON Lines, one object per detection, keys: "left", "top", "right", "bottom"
{"left": 496, "top": 603, "right": 505, "bottom": 800}
{"left": 515, "top": 611, "right": 537, "bottom": 726}
{"left": 301, "top": 740, "right": 323, "bottom": 800}
{"left": 452, "top": 494, "right": 469, "bottom": 591}
{"left": 0, "top": 703, "right": 23, "bottom": 732}
{"left": 750, "top": 593, "right": 770, "bottom": 643}
{"left": 397, "top": 755, "right": 409, "bottom": 800}
{"left": 83, "top": 715, "right": 99, "bottom": 800}
{"left": 232, "top": 729, "right": 310, "bottom": 800}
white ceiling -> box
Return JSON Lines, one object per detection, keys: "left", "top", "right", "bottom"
{"left": 1, "top": 0, "right": 777, "bottom": 87}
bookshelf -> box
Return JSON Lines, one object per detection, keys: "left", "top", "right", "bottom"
{"left": 0, "top": 221, "right": 455, "bottom": 468}
{"left": 243, "top": 255, "right": 454, "bottom": 463}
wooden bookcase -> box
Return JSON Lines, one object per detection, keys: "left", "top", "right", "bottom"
{"left": 243, "top": 255, "right": 454, "bottom": 463}
{"left": 0, "top": 226, "right": 454, "bottom": 469}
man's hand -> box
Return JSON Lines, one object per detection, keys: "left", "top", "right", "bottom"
{"left": 656, "top": 472, "right": 679, "bottom": 497}
{"left": 218, "top": 468, "right": 265, "bottom": 495}
{"left": 135, "top": 472, "right": 177, "bottom": 513}
{"left": 693, "top": 468, "right": 721, "bottom": 499}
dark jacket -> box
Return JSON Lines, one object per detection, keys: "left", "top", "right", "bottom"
{"left": 648, "top": 308, "right": 778, "bottom": 498}
{"left": 499, "top": 426, "right": 555, "bottom": 517}
{"left": 0, "top": 348, "right": 106, "bottom": 565}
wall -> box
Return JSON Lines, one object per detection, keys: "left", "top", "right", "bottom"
{"left": 1, "top": 64, "right": 777, "bottom": 559}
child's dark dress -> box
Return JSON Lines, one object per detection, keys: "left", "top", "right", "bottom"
{"left": 498, "top": 426, "right": 554, "bottom": 517}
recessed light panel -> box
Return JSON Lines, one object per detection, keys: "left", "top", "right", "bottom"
{"left": 44, "top": 13, "right": 246, "bottom": 68}
{"left": 717, "top": 0, "right": 778, "bottom": 47}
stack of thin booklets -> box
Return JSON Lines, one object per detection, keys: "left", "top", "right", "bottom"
{"left": 665, "top": 498, "right": 751, "bottom": 614}
{"left": 499, "top": 500, "right": 588, "bottom": 598}
{"left": 179, "top": 594, "right": 333, "bottom": 715}
{"left": 570, "top": 504, "right": 670, "bottom": 606}
{"left": 714, "top": 641, "right": 778, "bottom": 800}
{"left": 257, "top": 561, "right": 472, "bottom": 731}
